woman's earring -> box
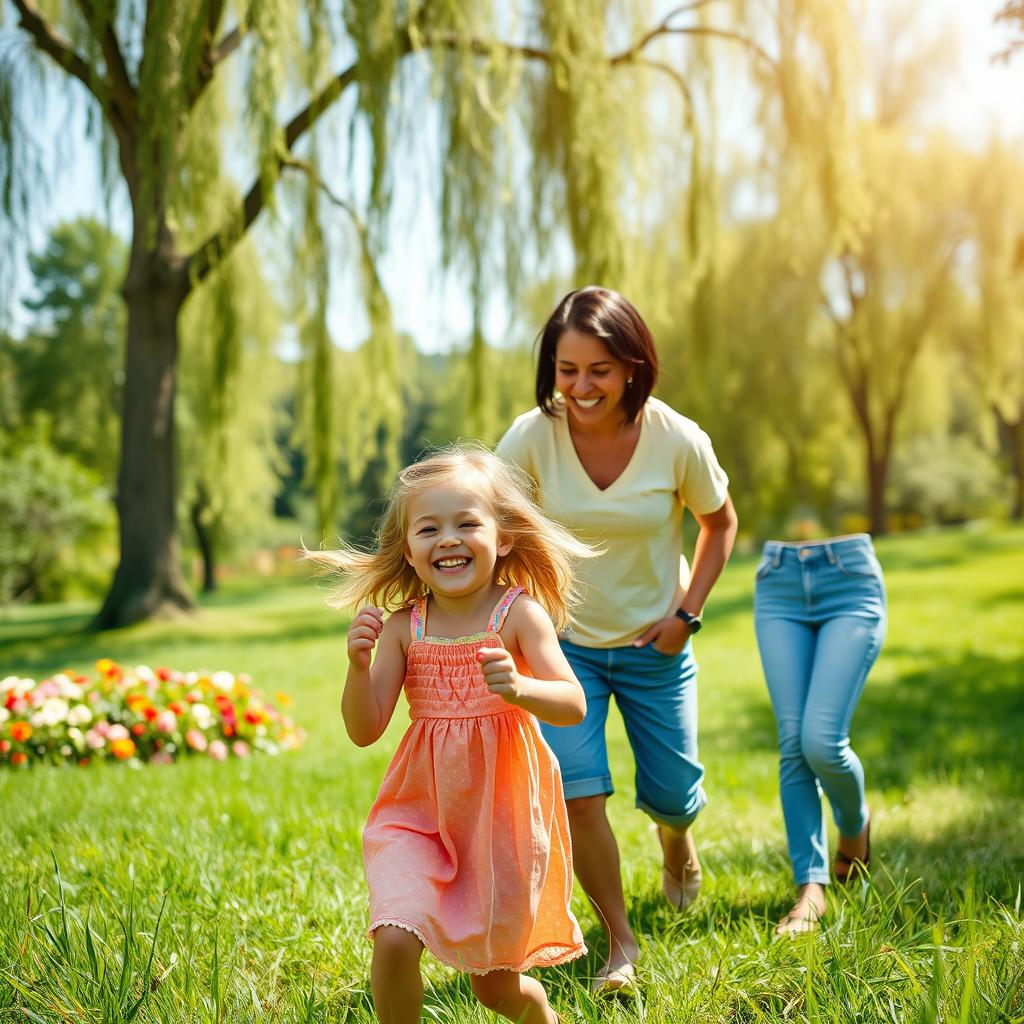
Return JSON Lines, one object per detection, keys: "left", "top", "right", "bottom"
{"left": 627, "top": 377, "right": 634, "bottom": 385}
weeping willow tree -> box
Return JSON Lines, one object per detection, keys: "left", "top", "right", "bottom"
{"left": 765, "top": 0, "right": 965, "bottom": 535}
{"left": 0, "top": 0, "right": 766, "bottom": 626}
{"left": 968, "top": 141, "right": 1024, "bottom": 519}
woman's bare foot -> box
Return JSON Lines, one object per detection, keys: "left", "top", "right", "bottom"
{"left": 775, "top": 882, "right": 826, "bottom": 937}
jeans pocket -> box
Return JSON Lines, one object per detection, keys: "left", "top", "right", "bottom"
{"left": 755, "top": 558, "right": 776, "bottom": 580}
{"left": 834, "top": 549, "right": 882, "bottom": 579}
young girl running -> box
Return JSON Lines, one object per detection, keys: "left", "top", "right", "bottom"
{"left": 310, "top": 446, "right": 593, "bottom": 1024}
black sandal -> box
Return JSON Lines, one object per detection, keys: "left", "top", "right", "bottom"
{"left": 834, "top": 818, "right": 871, "bottom": 883}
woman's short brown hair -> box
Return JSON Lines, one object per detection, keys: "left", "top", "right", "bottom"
{"left": 535, "top": 285, "right": 659, "bottom": 422}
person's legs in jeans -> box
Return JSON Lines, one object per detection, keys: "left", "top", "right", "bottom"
{"left": 801, "top": 613, "right": 885, "bottom": 857}
{"left": 754, "top": 617, "right": 828, "bottom": 886}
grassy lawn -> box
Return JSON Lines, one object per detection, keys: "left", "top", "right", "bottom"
{"left": 1, "top": 524, "right": 1022, "bottom": 1022}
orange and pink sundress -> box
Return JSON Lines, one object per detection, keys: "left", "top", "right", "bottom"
{"left": 362, "top": 586, "right": 586, "bottom": 974}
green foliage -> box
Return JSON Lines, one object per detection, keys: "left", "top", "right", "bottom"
{"left": 7, "top": 219, "right": 126, "bottom": 483}
{"left": 0, "top": 418, "right": 115, "bottom": 604}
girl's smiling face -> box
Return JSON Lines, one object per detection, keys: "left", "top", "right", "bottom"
{"left": 404, "top": 481, "right": 512, "bottom": 598}
{"left": 554, "top": 328, "right": 632, "bottom": 429}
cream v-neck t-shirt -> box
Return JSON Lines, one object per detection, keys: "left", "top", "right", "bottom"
{"left": 495, "top": 397, "right": 729, "bottom": 648}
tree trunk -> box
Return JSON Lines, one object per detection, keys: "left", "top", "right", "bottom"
{"left": 998, "top": 413, "right": 1024, "bottom": 521}
{"left": 190, "top": 484, "right": 218, "bottom": 594}
{"left": 867, "top": 446, "right": 889, "bottom": 536}
{"left": 93, "top": 236, "right": 192, "bottom": 629}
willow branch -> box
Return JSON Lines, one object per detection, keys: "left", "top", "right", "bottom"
{"left": 188, "top": 8, "right": 771, "bottom": 285}
{"left": 10, "top": 0, "right": 108, "bottom": 106}
{"left": 190, "top": 0, "right": 243, "bottom": 110}
{"left": 73, "top": 0, "right": 136, "bottom": 128}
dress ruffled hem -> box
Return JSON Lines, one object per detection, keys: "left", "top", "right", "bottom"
{"left": 367, "top": 917, "right": 587, "bottom": 975}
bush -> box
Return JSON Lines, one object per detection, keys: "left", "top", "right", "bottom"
{"left": 0, "top": 420, "right": 116, "bottom": 604}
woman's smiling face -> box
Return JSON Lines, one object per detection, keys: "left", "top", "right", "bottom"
{"left": 554, "top": 328, "right": 632, "bottom": 429}
{"left": 404, "top": 481, "right": 511, "bottom": 598}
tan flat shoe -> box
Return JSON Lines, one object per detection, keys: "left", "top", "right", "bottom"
{"left": 590, "top": 960, "right": 638, "bottom": 996}
{"left": 662, "top": 863, "right": 702, "bottom": 911}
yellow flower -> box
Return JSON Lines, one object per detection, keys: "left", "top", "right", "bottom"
{"left": 96, "top": 658, "right": 116, "bottom": 676}
{"left": 274, "top": 691, "right": 293, "bottom": 708}
{"left": 110, "top": 738, "right": 136, "bottom": 760}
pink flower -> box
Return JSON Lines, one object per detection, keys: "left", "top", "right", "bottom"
{"left": 106, "top": 723, "right": 129, "bottom": 742}
{"left": 94, "top": 720, "right": 111, "bottom": 737}
{"left": 186, "top": 729, "right": 208, "bottom": 752}
{"left": 150, "top": 751, "right": 174, "bottom": 765}
{"left": 85, "top": 729, "right": 106, "bottom": 750}
{"left": 231, "top": 741, "right": 250, "bottom": 758}
{"left": 154, "top": 710, "right": 177, "bottom": 734}
{"left": 208, "top": 740, "right": 228, "bottom": 761}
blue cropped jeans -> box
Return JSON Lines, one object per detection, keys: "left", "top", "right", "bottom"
{"left": 753, "top": 535, "right": 886, "bottom": 886}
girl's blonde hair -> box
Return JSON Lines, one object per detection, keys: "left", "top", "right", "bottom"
{"left": 305, "top": 443, "right": 596, "bottom": 630}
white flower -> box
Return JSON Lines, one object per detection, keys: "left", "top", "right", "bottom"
{"left": 3, "top": 677, "right": 35, "bottom": 697}
{"left": 185, "top": 672, "right": 199, "bottom": 686}
{"left": 31, "top": 698, "right": 69, "bottom": 728}
{"left": 67, "top": 727, "right": 85, "bottom": 749}
{"left": 0, "top": 707, "right": 8, "bottom": 724}
{"left": 135, "top": 665, "right": 156, "bottom": 684}
{"left": 212, "top": 671, "right": 235, "bottom": 692}
{"left": 191, "top": 703, "right": 213, "bottom": 729}
{"left": 67, "top": 704, "right": 92, "bottom": 727}
{"left": 54, "top": 674, "right": 84, "bottom": 700}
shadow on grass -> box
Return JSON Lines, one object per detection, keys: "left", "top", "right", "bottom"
{"left": 855, "top": 650, "right": 1024, "bottom": 799}
{"left": 718, "top": 647, "right": 1024, "bottom": 803}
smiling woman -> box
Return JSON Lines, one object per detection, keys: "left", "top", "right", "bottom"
{"left": 496, "top": 286, "right": 739, "bottom": 994}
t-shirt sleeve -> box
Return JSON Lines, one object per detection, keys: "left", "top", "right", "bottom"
{"left": 677, "top": 427, "right": 730, "bottom": 515}
{"left": 495, "top": 418, "right": 534, "bottom": 478}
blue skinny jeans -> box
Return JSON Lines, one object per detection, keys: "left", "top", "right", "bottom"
{"left": 753, "top": 535, "right": 886, "bottom": 886}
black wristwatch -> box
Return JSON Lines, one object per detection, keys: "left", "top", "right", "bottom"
{"left": 674, "top": 608, "right": 703, "bottom": 634}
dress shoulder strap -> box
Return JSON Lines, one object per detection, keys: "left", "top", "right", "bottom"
{"left": 409, "top": 596, "right": 428, "bottom": 642}
{"left": 487, "top": 586, "right": 526, "bottom": 634}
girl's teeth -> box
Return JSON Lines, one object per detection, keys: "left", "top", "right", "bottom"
{"left": 575, "top": 397, "right": 600, "bottom": 408}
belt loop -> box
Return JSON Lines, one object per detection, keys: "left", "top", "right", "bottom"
{"left": 825, "top": 542, "right": 836, "bottom": 564}
{"left": 773, "top": 544, "right": 783, "bottom": 568}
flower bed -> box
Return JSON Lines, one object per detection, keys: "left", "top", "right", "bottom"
{"left": 0, "top": 660, "right": 305, "bottom": 767}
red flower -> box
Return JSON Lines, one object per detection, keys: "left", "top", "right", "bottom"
{"left": 245, "top": 709, "right": 263, "bottom": 725}
{"left": 11, "top": 751, "right": 28, "bottom": 766}
{"left": 223, "top": 723, "right": 236, "bottom": 738}
{"left": 10, "top": 721, "right": 32, "bottom": 742}
{"left": 169, "top": 702, "right": 184, "bottom": 716}
{"left": 156, "top": 667, "right": 172, "bottom": 682}
{"left": 142, "top": 706, "right": 158, "bottom": 722}
{"left": 131, "top": 723, "right": 147, "bottom": 737}
{"left": 0, "top": 740, "right": 10, "bottom": 753}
